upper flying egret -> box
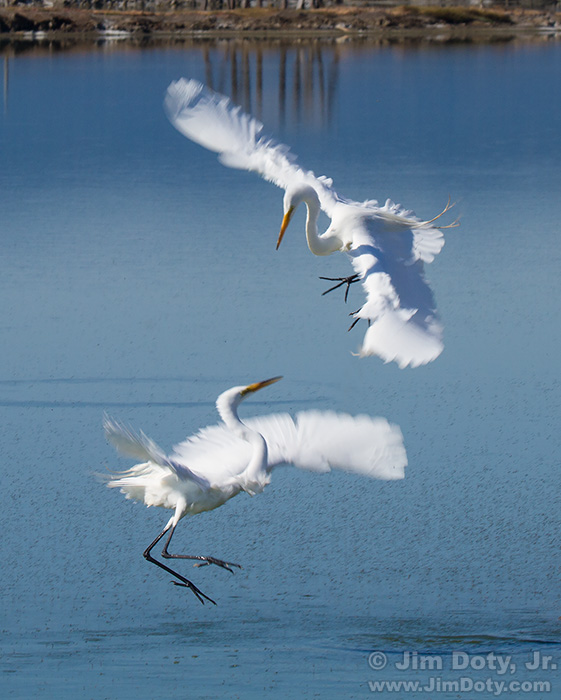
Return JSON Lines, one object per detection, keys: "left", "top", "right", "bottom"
{"left": 165, "top": 78, "right": 456, "bottom": 370}
{"left": 103, "top": 376, "right": 407, "bottom": 605}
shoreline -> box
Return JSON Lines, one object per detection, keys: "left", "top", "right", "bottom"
{"left": 1, "top": 6, "right": 560, "bottom": 42}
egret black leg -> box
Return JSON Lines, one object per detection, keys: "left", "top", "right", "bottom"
{"left": 161, "top": 527, "right": 242, "bottom": 574}
{"left": 143, "top": 526, "right": 217, "bottom": 605}
{"left": 320, "top": 274, "right": 360, "bottom": 303}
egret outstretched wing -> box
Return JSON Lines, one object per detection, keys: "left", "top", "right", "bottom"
{"left": 165, "top": 78, "right": 339, "bottom": 215}
{"left": 172, "top": 410, "right": 407, "bottom": 485}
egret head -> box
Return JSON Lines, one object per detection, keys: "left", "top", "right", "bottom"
{"left": 276, "top": 185, "right": 319, "bottom": 250}
{"left": 217, "top": 377, "right": 283, "bottom": 421}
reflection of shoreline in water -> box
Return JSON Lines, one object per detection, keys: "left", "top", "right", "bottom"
{"left": 201, "top": 41, "right": 339, "bottom": 127}
{"left": 0, "top": 37, "right": 344, "bottom": 126}
{"left": 1, "top": 30, "right": 556, "bottom": 122}
{"left": 3, "top": 55, "right": 7, "bottom": 115}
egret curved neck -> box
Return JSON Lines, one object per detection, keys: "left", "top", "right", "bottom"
{"left": 303, "top": 196, "right": 339, "bottom": 256}
{"left": 218, "top": 397, "right": 269, "bottom": 493}
{"left": 242, "top": 428, "right": 268, "bottom": 482}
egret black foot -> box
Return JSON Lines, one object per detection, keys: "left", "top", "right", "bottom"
{"left": 348, "top": 308, "right": 363, "bottom": 332}
{"left": 171, "top": 579, "right": 217, "bottom": 606}
{"left": 194, "top": 556, "right": 242, "bottom": 574}
{"left": 320, "top": 274, "right": 360, "bottom": 303}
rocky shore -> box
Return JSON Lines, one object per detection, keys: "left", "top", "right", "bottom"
{"left": 0, "top": 5, "right": 560, "bottom": 38}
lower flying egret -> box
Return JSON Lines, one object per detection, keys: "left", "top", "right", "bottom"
{"left": 103, "top": 377, "right": 407, "bottom": 605}
{"left": 164, "top": 78, "right": 457, "bottom": 369}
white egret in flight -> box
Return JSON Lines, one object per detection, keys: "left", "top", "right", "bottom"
{"left": 165, "top": 78, "right": 456, "bottom": 369}
{"left": 103, "top": 377, "right": 407, "bottom": 605}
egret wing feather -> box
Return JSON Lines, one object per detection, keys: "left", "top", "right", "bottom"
{"left": 346, "top": 216, "right": 443, "bottom": 368}
{"left": 104, "top": 461, "right": 181, "bottom": 509}
{"left": 171, "top": 411, "right": 406, "bottom": 485}
{"left": 165, "top": 78, "right": 338, "bottom": 215}
{"left": 361, "top": 198, "right": 445, "bottom": 264}
{"left": 410, "top": 222, "right": 446, "bottom": 264}
{"left": 292, "top": 411, "right": 406, "bottom": 480}
{"left": 104, "top": 415, "right": 168, "bottom": 465}
{"left": 103, "top": 416, "right": 209, "bottom": 488}
{"left": 171, "top": 423, "right": 254, "bottom": 487}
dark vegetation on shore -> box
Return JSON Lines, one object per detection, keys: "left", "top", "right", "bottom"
{"left": 0, "top": 2, "right": 560, "bottom": 36}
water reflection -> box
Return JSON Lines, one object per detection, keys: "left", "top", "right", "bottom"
{"left": 200, "top": 40, "right": 339, "bottom": 125}
{"left": 2, "top": 29, "right": 560, "bottom": 124}
{"left": 1, "top": 36, "right": 341, "bottom": 125}
{"left": 2, "top": 55, "right": 7, "bottom": 114}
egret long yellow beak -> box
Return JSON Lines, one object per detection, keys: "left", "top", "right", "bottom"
{"left": 240, "top": 376, "right": 283, "bottom": 396}
{"left": 276, "top": 206, "right": 295, "bottom": 250}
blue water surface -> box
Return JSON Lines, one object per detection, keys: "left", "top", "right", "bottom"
{"left": 1, "top": 35, "right": 560, "bottom": 698}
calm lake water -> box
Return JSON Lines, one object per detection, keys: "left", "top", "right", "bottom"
{"left": 1, "top": 34, "right": 561, "bottom": 698}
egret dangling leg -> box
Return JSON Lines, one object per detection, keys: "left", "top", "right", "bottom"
{"left": 143, "top": 524, "right": 217, "bottom": 605}
{"left": 161, "top": 528, "right": 242, "bottom": 574}
{"left": 319, "top": 274, "right": 360, "bottom": 303}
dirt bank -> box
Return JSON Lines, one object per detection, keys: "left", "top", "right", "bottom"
{"left": 0, "top": 5, "right": 559, "bottom": 38}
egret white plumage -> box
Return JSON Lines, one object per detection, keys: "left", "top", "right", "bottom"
{"left": 165, "top": 78, "right": 456, "bottom": 369}
{"left": 103, "top": 377, "right": 407, "bottom": 605}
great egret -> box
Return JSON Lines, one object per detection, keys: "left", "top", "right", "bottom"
{"left": 103, "top": 377, "right": 407, "bottom": 605}
{"left": 165, "top": 78, "right": 456, "bottom": 369}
